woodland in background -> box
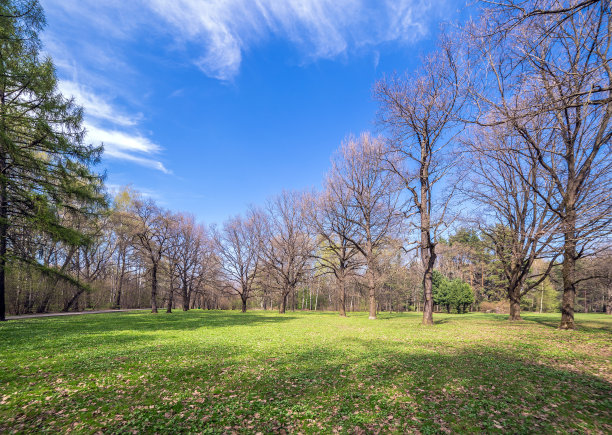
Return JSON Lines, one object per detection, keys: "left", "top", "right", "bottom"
{"left": 5, "top": 193, "right": 610, "bottom": 317}
{"left": 1, "top": 0, "right": 610, "bottom": 328}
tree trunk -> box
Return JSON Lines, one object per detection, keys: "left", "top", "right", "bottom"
{"left": 508, "top": 295, "right": 522, "bottom": 321}
{"left": 114, "top": 249, "right": 126, "bottom": 309}
{"left": 507, "top": 280, "right": 522, "bottom": 321}
{"left": 151, "top": 262, "right": 158, "bottom": 314}
{"left": 279, "top": 289, "right": 288, "bottom": 314}
{"left": 241, "top": 295, "right": 247, "bottom": 313}
{"left": 421, "top": 255, "right": 435, "bottom": 325}
{"left": 63, "top": 288, "right": 86, "bottom": 312}
{"left": 182, "top": 284, "right": 190, "bottom": 311}
{"left": 0, "top": 171, "right": 7, "bottom": 321}
{"left": 560, "top": 252, "right": 576, "bottom": 329}
{"left": 420, "top": 226, "right": 436, "bottom": 325}
{"left": 367, "top": 267, "right": 376, "bottom": 320}
{"left": 560, "top": 211, "right": 577, "bottom": 330}
{"left": 338, "top": 275, "right": 346, "bottom": 317}
{"left": 167, "top": 286, "right": 173, "bottom": 313}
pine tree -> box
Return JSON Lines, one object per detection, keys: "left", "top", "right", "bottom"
{"left": 0, "top": 0, "right": 105, "bottom": 320}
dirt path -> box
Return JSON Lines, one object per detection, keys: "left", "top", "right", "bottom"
{"left": 6, "top": 309, "right": 150, "bottom": 320}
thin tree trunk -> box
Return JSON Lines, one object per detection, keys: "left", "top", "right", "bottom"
{"left": 114, "top": 250, "right": 126, "bottom": 309}
{"left": 167, "top": 285, "right": 174, "bottom": 313}
{"left": 367, "top": 266, "right": 376, "bottom": 319}
{"left": 420, "top": 181, "right": 436, "bottom": 325}
{"left": 0, "top": 171, "right": 7, "bottom": 321}
{"left": 338, "top": 275, "right": 346, "bottom": 317}
{"left": 151, "top": 262, "right": 158, "bottom": 314}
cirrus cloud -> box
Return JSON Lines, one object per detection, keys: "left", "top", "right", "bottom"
{"left": 147, "top": 0, "right": 435, "bottom": 80}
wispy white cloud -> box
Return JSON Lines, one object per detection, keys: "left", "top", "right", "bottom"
{"left": 59, "top": 81, "right": 140, "bottom": 127}
{"left": 59, "top": 80, "right": 170, "bottom": 174}
{"left": 55, "top": 68, "right": 169, "bottom": 174}
{"left": 43, "top": 0, "right": 440, "bottom": 81}
{"left": 84, "top": 122, "right": 171, "bottom": 174}
{"left": 147, "top": 0, "right": 435, "bottom": 80}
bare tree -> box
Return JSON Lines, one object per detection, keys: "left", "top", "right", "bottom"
{"left": 215, "top": 211, "right": 262, "bottom": 312}
{"left": 131, "top": 199, "right": 174, "bottom": 314}
{"left": 171, "top": 213, "right": 209, "bottom": 311}
{"left": 306, "top": 187, "right": 362, "bottom": 317}
{"left": 468, "top": 0, "right": 612, "bottom": 328}
{"left": 462, "top": 123, "right": 561, "bottom": 320}
{"left": 63, "top": 217, "right": 114, "bottom": 311}
{"left": 110, "top": 203, "right": 135, "bottom": 309}
{"left": 374, "top": 43, "right": 463, "bottom": 325}
{"left": 260, "top": 192, "right": 313, "bottom": 314}
{"left": 329, "top": 134, "right": 399, "bottom": 320}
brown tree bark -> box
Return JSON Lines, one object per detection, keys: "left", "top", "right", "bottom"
{"left": 114, "top": 251, "right": 126, "bottom": 309}
{"left": 338, "top": 277, "right": 346, "bottom": 317}
{"left": 368, "top": 266, "right": 376, "bottom": 320}
{"left": 560, "top": 231, "right": 577, "bottom": 329}
{"left": 0, "top": 173, "right": 7, "bottom": 321}
{"left": 422, "top": 262, "right": 435, "bottom": 325}
{"left": 279, "top": 290, "right": 288, "bottom": 314}
{"left": 508, "top": 291, "right": 522, "bottom": 321}
{"left": 166, "top": 284, "right": 174, "bottom": 313}
{"left": 151, "top": 263, "right": 158, "bottom": 314}
{"left": 182, "top": 284, "right": 190, "bottom": 311}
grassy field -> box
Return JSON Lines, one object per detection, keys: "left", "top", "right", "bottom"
{"left": 0, "top": 311, "right": 610, "bottom": 434}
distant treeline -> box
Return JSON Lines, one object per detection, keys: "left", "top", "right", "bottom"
{"left": 0, "top": 0, "right": 610, "bottom": 328}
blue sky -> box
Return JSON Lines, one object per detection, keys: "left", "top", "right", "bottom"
{"left": 41, "top": 0, "right": 467, "bottom": 225}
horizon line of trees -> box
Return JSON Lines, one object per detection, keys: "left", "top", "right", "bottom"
{"left": 0, "top": 0, "right": 610, "bottom": 329}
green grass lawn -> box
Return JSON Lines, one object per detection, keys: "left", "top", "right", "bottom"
{"left": 1, "top": 311, "right": 610, "bottom": 433}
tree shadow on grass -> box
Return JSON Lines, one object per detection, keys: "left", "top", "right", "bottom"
{"left": 0, "top": 311, "right": 297, "bottom": 355}
{"left": 7, "top": 308, "right": 295, "bottom": 330}
{"left": 520, "top": 314, "right": 612, "bottom": 334}
{"left": 7, "top": 338, "right": 610, "bottom": 434}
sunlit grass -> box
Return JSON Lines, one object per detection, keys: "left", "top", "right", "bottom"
{"left": 1, "top": 311, "right": 610, "bottom": 433}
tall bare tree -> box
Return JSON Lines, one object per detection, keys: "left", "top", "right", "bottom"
{"left": 374, "top": 43, "right": 463, "bottom": 325}
{"left": 462, "top": 124, "right": 561, "bottom": 320}
{"left": 329, "top": 134, "right": 399, "bottom": 320}
{"left": 215, "top": 211, "right": 262, "bottom": 313}
{"left": 260, "top": 192, "right": 313, "bottom": 314}
{"left": 172, "top": 214, "right": 209, "bottom": 311}
{"left": 109, "top": 191, "right": 137, "bottom": 309}
{"left": 306, "top": 187, "right": 362, "bottom": 317}
{"left": 132, "top": 199, "right": 174, "bottom": 314}
{"left": 63, "top": 217, "right": 114, "bottom": 311}
{"left": 468, "top": 0, "right": 612, "bottom": 328}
